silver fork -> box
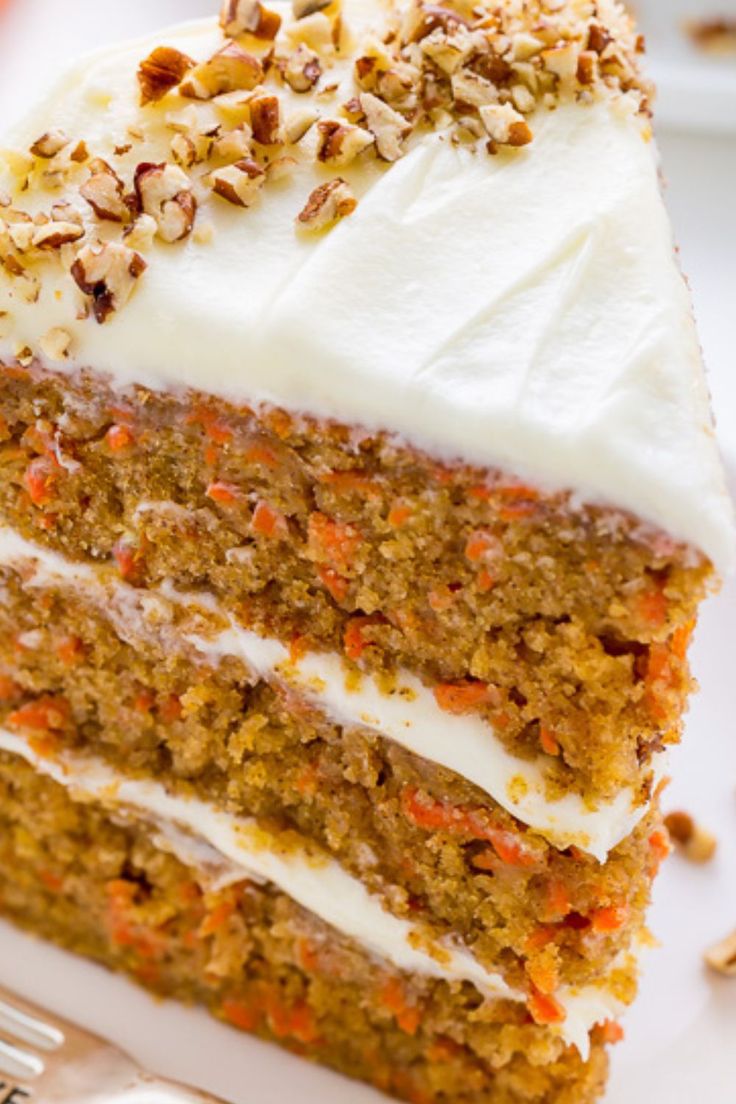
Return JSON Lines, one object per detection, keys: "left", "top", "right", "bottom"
{"left": 0, "top": 983, "right": 228, "bottom": 1103}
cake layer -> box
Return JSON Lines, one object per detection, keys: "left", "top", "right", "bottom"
{"left": 0, "top": 366, "right": 701, "bottom": 804}
{"left": 0, "top": 742, "right": 635, "bottom": 1066}
{"left": 0, "top": 750, "right": 619, "bottom": 1103}
{"left": 0, "top": 6, "right": 733, "bottom": 571}
{"left": 0, "top": 525, "right": 658, "bottom": 857}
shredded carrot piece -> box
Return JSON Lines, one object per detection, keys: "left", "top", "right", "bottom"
{"left": 221, "top": 998, "right": 259, "bottom": 1032}
{"left": 308, "top": 512, "right": 361, "bottom": 571}
{"left": 637, "top": 586, "right": 667, "bottom": 627}
{"left": 158, "top": 694, "right": 182, "bottom": 723}
{"left": 671, "top": 620, "right": 695, "bottom": 660}
{"left": 433, "top": 679, "right": 492, "bottom": 715}
{"left": 525, "top": 958, "right": 559, "bottom": 996}
{"left": 321, "top": 470, "right": 379, "bottom": 497}
{"left": 428, "top": 585, "right": 458, "bottom": 612}
{"left": 204, "top": 421, "right": 233, "bottom": 445}
{"left": 539, "top": 726, "right": 560, "bottom": 757}
{"left": 401, "top": 787, "right": 538, "bottom": 867}
{"left": 251, "top": 499, "right": 289, "bottom": 539}
{"left": 596, "top": 1019, "right": 625, "bottom": 1045}
{"left": 106, "top": 424, "right": 134, "bottom": 452}
{"left": 297, "top": 938, "right": 319, "bottom": 972}
{"left": 262, "top": 408, "right": 293, "bottom": 439}
{"left": 288, "top": 634, "right": 307, "bottom": 663}
{"left": 23, "top": 456, "right": 58, "bottom": 507}
{"left": 56, "top": 636, "right": 84, "bottom": 667}
{"left": 198, "top": 899, "right": 235, "bottom": 937}
{"left": 244, "top": 441, "right": 280, "bottom": 469}
{"left": 541, "top": 879, "right": 570, "bottom": 922}
{"left": 133, "top": 690, "right": 155, "bottom": 713}
{"left": 112, "top": 538, "right": 144, "bottom": 582}
{"left": 39, "top": 869, "right": 63, "bottom": 893}
{"left": 477, "top": 568, "right": 495, "bottom": 593}
{"left": 316, "top": 565, "right": 349, "bottom": 603}
{"left": 387, "top": 501, "right": 412, "bottom": 527}
{"left": 343, "top": 615, "right": 384, "bottom": 661}
{"left": 0, "top": 675, "right": 21, "bottom": 702}
{"left": 8, "top": 696, "right": 70, "bottom": 731}
{"left": 294, "top": 764, "right": 318, "bottom": 796}
{"left": 589, "top": 904, "right": 629, "bottom": 933}
{"left": 426, "top": 1036, "right": 463, "bottom": 1063}
{"left": 464, "top": 530, "right": 500, "bottom": 563}
{"left": 379, "top": 978, "right": 420, "bottom": 1036}
{"left": 524, "top": 926, "right": 558, "bottom": 954}
{"left": 206, "top": 480, "right": 242, "bottom": 506}
{"left": 527, "top": 987, "right": 565, "bottom": 1026}
{"left": 648, "top": 828, "right": 671, "bottom": 876}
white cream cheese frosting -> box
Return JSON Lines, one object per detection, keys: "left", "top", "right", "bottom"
{"left": 0, "top": 525, "right": 656, "bottom": 860}
{"left": 0, "top": 725, "right": 628, "bottom": 1056}
{"left": 0, "top": 7, "right": 733, "bottom": 573}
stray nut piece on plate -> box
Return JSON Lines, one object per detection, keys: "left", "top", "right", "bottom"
{"left": 704, "top": 929, "right": 736, "bottom": 977}
{"left": 664, "top": 811, "right": 718, "bottom": 864}
{"left": 70, "top": 241, "right": 147, "bottom": 324}
{"left": 296, "top": 177, "right": 356, "bottom": 231}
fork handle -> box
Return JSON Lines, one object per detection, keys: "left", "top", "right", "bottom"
{"left": 118, "top": 1072, "right": 230, "bottom": 1103}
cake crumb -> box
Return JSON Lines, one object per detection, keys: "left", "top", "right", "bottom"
{"left": 704, "top": 929, "right": 736, "bottom": 977}
{"left": 686, "top": 18, "right": 736, "bottom": 56}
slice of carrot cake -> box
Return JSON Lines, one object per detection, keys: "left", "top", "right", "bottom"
{"left": 0, "top": 0, "right": 733, "bottom": 1101}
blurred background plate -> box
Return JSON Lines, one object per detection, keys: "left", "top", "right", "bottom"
{"left": 0, "top": 3, "right": 734, "bottom": 1103}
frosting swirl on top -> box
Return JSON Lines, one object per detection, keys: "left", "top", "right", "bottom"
{"left": 0, "top": 0, "right": 734, "bottom": 572}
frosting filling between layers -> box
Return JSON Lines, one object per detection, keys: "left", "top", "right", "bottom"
{"left": 0, "top": 11, "right": 733, "bottom": 573}
{"left": 0, "top": 725, "right": 627, "bottom": 1057}
{"left": 0, "top": 526, "right": 657, "bottom": 860}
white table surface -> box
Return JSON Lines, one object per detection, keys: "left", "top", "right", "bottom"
{"left": 0, "top": 3, "right": 734, "bottom": 1102}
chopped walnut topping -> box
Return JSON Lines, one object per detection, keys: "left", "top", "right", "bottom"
{"left": 285, "top": 107, "right": 318, "bottom": 144}
{"left": 705, "top": 930, "right": 736, "bottom": 977}
{"left": 134, "top": 162, "right": 197, "bottom": 243}
{"left": 541, "top": 42, "right": 579, "bottom": 83}
{"left": 479, "top": 102, "right": 533, "bottom": 147}
{"left": 32, "top": 221, "right": 85, "bottom": 250}
{"left": 51, "top": 203, "right": 83, "bottom": 227}
{"left": 296, "top": 177, "right": 356, "bottom": 231}
{"left": 315, "top": 119, "right": 374, "bottom": 165}
{"left": 39, "top": 327, "right": 72, "bottom": 362}
{"left": 420, "top": 27, "right": 475, "bottom": 75}
{"left": 359, "top": 92, "right": 410, "bottom": 161}
{"left": 211, "top": 126, "right": 253, "bottom": 163}
{"left": 170, "top": 132, "right": 198, "bottom": 169}
{"left": 664, "top": 811, "right": 718, "bottom": 864}
{"left": 220, "top": 0, "right": 282, "bottom": 40}
{"left": 283, "top": 43, "right": 322, "bottom": 92}
{"left": 70, "top": 241, "right": 147, "bottom": 323}
{"left": 80, "top": 160, "right": 131, "bottom": 223}
{"left": 250, "top": 95, "right": 284, "bottom": 144}
{"left": 210, "top": 159, "right": 266, "bottom": 207}
{"left": 137, "top": 46, "right": 194, "bottom": 105}
{"left": 180, "top": 43, "right": 264, "bottom": 99}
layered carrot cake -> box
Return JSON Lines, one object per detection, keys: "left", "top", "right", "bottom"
{"left": 0, "top": 0, "right": 733, "bottom": 1100}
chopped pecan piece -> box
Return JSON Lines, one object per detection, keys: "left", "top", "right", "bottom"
{"left": 180, "top": 42, "right": 264, "bottom": 99}
{"left": 220, "top": 0, "right": 282, "bottom": 39}
{"left": 137, "top": 46, "right": 194, "bottom": 104}
{"left": 315, "top": 120, "right": 374, "bottom": 165}
{"left": 285, "top": 107, "right": 318, "bottom": 144}
{"left": 292, "top": 0, "right": 331, "bottom": 18}
{"left": 664, "top": 811, "right": 718, "bottom": 864}
{"left": 250, "top": 95, "right": 283, "bottom": 144}
{"left": 80, "top": 160, "right": 131, "bottom": 223}
{"left": 296, "top": 178, "right": 356, "bottom": 231}
{"left": 71, "top": 241, "right": 147, "bottom": 323}
{"left": 451, "top": 70, "right": 498, "bottom": 107}
{"left": 210, "top": 159, "right": 266, "bottom": 207}
{"left": 30, "top": 130, "right": 69, "bottom": 159}
{"left": 134, "top": 162, "right": 197, "bottom": 243}
{"left": 479, "top": 102, "right": 533, "bottom": 147}
{"left": 359, "top": 92, "right": 410, "bottom": 161}
{"left": 32, "top": 221, "right": 85, "bottom": 250}
{"left": 283, "top": 43, "right": 322, "bottom": 92}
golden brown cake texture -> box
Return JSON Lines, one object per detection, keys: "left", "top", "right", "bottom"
{"left": 0, "top": 0, "right": 724, "bottom": 1101}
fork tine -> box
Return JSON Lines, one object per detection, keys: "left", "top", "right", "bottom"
{"left": 0, "top": 997, "right": 65, "bottom": 1050}
{"left": 0, "top": 1036, "right": 45, "bottom": 1080}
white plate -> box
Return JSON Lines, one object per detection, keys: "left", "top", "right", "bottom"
{"left": 0, "top": 2, "right": 734, "bottom": 1101}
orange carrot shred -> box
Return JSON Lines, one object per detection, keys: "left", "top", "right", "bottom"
{"left": 388, "top": 501, "right": 412, "bottom": 527}
{"left": 206, "top": 481, "right": 242, "bottom": 506}
{"left": 221, "top": 998, "right": 259, "bottom": 1032}
{"left": 106, "top": 424, "right": 134, "bottom": 452}
{"left": 434, "top": 679, "right": 492, "bottom": 715}
{"left": 251, "top": 500, "right": 289, "bottom": 539}
{"left": 539, "top": 726, "right": 560, "bottom": 757}
{"left": 317, "top": 565, "right": 349, "bottom": 603}
{"left": 23, "top": 456, "right": 58, "bottom": 507}
{"left": 8, "top": 696, "right": 70, "bottom": 731}
{"left": 589, "top": 904, "right": 629, "bottom": 933}
{"left": 527, "top": 987, "right": 566, "bottom": 1026}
